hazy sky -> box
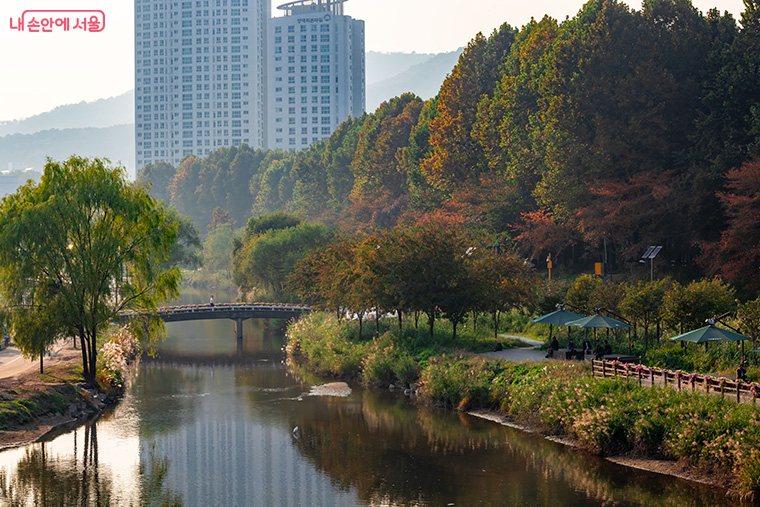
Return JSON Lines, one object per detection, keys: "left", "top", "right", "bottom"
{"left": 0, "top": 0, "right": 747, "bottom": 122}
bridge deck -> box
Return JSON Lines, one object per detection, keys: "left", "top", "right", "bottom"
{"left": 120, "top": 303, "right": 310, "bottom": 323}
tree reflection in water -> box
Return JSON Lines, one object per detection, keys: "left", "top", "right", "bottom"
{"left": 289, "top": 388, "right": 749, "bottom": 507}
{"left": 0, "top": 423, "right": 183, "bottom": 507}
{"left": 138, "top": 443, "right": 183, "bottom": 507}
{"left": 0, "top": 425, "right": 113, "bottom": 506}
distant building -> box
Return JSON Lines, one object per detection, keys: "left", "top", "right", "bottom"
{"left": 266, "top": 0, "right": 365, "bottom": 150}
{"left": 134, "top": 0, "right": 364, "bottom": 169}
{"left": 134, "top": 0, "right": 269, "bottom": 168}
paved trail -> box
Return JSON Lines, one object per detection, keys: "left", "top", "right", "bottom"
{"left": 480, "top": 334, "right": 549, "bottom": 362}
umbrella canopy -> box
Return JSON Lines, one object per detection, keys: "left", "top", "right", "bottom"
{"left": 669, "top": 325, "right": 750, "bottom": 343}
{"left": 531, "top": 310, "right": 585, "bottom": 326}
{"left": 565, "top": 314, "right": 630, "bottom": 329}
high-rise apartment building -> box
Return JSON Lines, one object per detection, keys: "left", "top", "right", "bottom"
{"left": 134, "top": 0, "right": 269, "bottom": 168}
{"left": 135, "top": 0, "right": 364, "bottom": 169}
{"left": 266, "top": 0, "right": 365, "bottom": 150}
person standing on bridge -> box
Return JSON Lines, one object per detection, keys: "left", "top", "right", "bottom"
{"left": 210, "top": 295, "right": 214, "bottom": 307}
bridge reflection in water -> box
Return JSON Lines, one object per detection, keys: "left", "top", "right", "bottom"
{"left": 121, "top": 303, "right": 310, "bottom": 340}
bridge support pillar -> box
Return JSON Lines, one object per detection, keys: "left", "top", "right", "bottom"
{"left": 236, "top": 318, "right": 244, "bottom": 340}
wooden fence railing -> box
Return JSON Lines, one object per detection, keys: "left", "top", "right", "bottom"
{"left": 591, "top": 359, "right": 760, "bottom": 404}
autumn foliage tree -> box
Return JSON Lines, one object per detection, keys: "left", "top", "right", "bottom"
{"left": 290, "top": 219, "right": 537, "bottom": 340}
{"left": 347, "top": 94, "right": 424, "bottom": 230}
{"left": 699, "top": 158, "right": 760, "bottom": 290}
{"left": 422, "top": 24, "right": 516, "bottom": 192}
{"left": 470, "top": 248, "right": 537, "bottom": 337}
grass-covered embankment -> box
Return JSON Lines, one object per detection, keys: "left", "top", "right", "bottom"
{"left": 0, "top": 326, "right": 141, "bottom": 444}
{"left": 0, "top": 366, "right": 81, "bottom": 432}
{"left": 422, "top": 356, "right": 760, "bottom": 499}
{"left": 285, "top": 312, "right": 520, "bottom": 387}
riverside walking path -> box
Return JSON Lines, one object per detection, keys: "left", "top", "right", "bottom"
{"left": 480, "top": 335, "right": 549, "bottom": 362}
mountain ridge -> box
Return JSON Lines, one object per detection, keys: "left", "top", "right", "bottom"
{"left": 0, "top": 50, "right": 460, "bottom": 177}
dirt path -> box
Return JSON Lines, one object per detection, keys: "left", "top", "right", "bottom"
{"left": 0, "top": 340, "right": 81, "bottom": 380}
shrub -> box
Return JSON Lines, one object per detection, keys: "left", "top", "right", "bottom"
{"left": 286, "top": 312, "right": 364, "bottom": 379}
{"left": 362, "top": 341, "right": 398, "bottom": 387}
{"left": 392, "top": 353, "right": 420, "bottom": 387}
{"left": 97, "top": 326, "right": 141, "bottom": 391}
{"left": 738, "top": 452, "right": 760, "bottom": 500}
{"left": 643, "top": 346, "right": 694, "bottom": 371}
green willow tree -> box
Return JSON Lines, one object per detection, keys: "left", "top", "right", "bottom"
{"left": 0, "top": 156, "right": 181, "bottom": 383}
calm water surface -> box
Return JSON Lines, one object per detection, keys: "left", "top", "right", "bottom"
{"left": 0, "top": 290, "right": 752, "bottom": 506}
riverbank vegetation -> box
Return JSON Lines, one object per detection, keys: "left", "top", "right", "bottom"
{"left": 96, "top": 326, "right": 142, "bottom": 393}
{"left": 286, "top": 310, "right": 760, "bottom": 497}
{"left": 286, "top": 311, "right": 520, "bottom": 386}
{"left": 421, "top": 357, "right": 760, "bottom": 499}
{"left": 0, "top": 366, "right": 80, "bottom": 433}
{"left": 0, "top": 325, "right": 141, "bottom": 438}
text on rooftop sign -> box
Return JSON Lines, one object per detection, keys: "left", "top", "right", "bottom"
{"left": 9, "top": 10, "right": 105, "bottom": 33}
{"left": 297, "top": 14, "right": 330, "bottom": 24}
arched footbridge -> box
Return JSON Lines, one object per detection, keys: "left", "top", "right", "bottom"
{"left": 120, "top": 303, "right": 310, "bottom": 339}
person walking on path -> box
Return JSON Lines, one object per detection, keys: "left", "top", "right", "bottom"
{"left": 209, "top": 295, "right": 214, "bottom": 307}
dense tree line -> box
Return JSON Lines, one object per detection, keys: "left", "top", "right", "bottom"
{"left": 139, "top": 0, "right": 760, "bottom": 290}
{"left": 283, "top": 217, "right": 760, "bottom": 354}
{"left": 288, "top": 218, "right": 536, "bottom": 339}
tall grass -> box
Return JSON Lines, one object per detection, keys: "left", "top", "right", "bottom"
{"left": 420, "top": 356, "right": 760, "bottom": 498}
{"left": 286, "top": 312, "right": 521, "bottom": 387}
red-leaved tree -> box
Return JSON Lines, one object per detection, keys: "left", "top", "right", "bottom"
{"left": 699, "top": 158, "right": 760, "bottom": 289}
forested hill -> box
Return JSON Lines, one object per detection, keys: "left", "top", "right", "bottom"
{"left": 139, "top": 0, "right": 760, "bottom": 290}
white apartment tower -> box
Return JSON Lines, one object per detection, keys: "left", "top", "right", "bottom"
{"left": 267, "top": 0, "right": 365, "bottom": 150}
{"left": 134, "top": 0, "right": 269, "bottom": 168}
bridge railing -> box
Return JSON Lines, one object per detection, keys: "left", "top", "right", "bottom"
{"left": 591, "top": 359, "right": 760, "bottom": 404}
{"left": 119, "top": 303, "right": 310, "bottom": 319}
